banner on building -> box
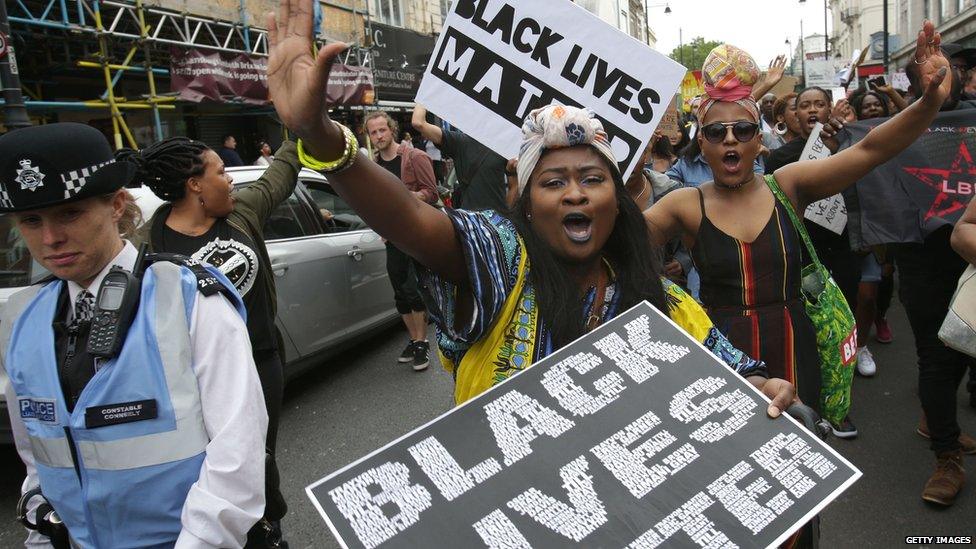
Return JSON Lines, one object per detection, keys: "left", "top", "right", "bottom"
{"left": 415, "top": 0, "right": 685, "bottom": 181}
{"left": 307, "top": 302, "right": 861, "bottom": 549}
{"left": 170, "top": 48, "right": 374, "bottom": 106}
{"left": 845, "top": 109, "right": 976, "bottom": 249}
{"left": 368, "top": 21, "right": 436, "bottom": 102}
{"left": 170, "top": 48, "right": 269, "bottom": 105}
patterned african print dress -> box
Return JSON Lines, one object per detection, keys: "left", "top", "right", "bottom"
{"left": 690, "top": 185, "right": 821, "bottom": 409}
{"left": 419, "top": 209, "right": 768, "bottom": 405}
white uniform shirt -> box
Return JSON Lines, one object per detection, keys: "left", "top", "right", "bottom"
{"left": 6, "top": 240, "right": 268, "bottom": 548}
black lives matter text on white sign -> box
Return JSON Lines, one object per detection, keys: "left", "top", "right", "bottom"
{"left": 415, "top": 0, "right": 686, "bottom": 181}
{"left": 307, "top": 302, "right": 861, "bottom": 549}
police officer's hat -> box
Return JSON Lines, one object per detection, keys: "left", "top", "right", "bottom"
{"left": 0, "top": 123, "right": 136, "bottom": 213}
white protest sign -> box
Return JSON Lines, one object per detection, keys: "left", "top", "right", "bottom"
{"left": 830, "top": 87, "right": 847, "bottom": 105}
{"left": 801, "top": 122, "right": 848, "bottom": 235}
{"left": 804, "top": 59, "right": 835, "bottom": 88}
{"left": 415, "top": 0, "right": 686, "bottom": 181}
{"left": 890, "top": 70, "right": 911, "bottom": 92}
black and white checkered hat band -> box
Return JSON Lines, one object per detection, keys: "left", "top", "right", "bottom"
{"left": 0, "top": 187, "right": 13, "bottom": 209}
{"left": 62, "top": 159, "right": 115, "bottom": 199}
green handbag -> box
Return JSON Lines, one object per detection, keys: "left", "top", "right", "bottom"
{"left": 765, "top": 175, "right": 858, "bottom": 426}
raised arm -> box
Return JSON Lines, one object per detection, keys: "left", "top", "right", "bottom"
{"left": 265, "top": 0, "right": 465, "bottom": 283}
{"left": 775, "top": 21, "right": 951, "bottom": 206}
{"left": 750, "top": 55, "right": 786, "bottom": 101}
{"left": 951, "top": 199, "right": 976, "bottom": 265}
{"left": 411, "top": 104, "right": 445, "bottom": 147}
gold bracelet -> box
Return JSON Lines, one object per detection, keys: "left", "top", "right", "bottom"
{"left": 297, "top": 123, "right": 358, "bottom": 173}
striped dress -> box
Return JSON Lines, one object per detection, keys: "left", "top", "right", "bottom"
{"left": 690, "top": 186, "right": 822, "bottom": 410}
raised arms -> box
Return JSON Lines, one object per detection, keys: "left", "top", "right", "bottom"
{"left": 775, "top": 21, "right": 952, "bottom": 207}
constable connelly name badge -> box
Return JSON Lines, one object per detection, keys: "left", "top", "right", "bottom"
{"left": 85, "top": 399, "right": 158, "bottom": 428}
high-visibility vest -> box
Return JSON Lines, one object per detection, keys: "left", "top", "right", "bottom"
{"left": 1, "top": 261, "right": 244, "bottom": 548}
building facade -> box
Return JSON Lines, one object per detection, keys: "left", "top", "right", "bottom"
{"left": 573, "top": 0, "right": 659, "bottom": 47}
{"left": 891, "top": 0, "right": 976, "bottom": 68}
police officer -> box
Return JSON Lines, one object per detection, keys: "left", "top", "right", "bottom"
{"left": 0, "top": 123, "right": 268, "bottom": 547}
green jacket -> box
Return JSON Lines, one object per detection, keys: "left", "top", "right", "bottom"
{"left": 133, "top": 141, "right": 302, "bottom": 325}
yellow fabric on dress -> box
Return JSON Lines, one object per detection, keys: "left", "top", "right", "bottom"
{"left": 445, "top": 238, "right": 537, "bottom": 405}
{"left": 446, "top": 248, "right": 725, "bottom": 406}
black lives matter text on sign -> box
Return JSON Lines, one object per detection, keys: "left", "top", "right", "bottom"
{"left": 307, "top": 302, "right": 861, "bottom": 549}
{"left": 415, "top": 0, "right": 686, "bottom": 182}
{"left": 427, "top": 27, "right": 642, "bottom": 177}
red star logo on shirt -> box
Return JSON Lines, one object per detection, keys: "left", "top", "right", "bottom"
{"left": 902, "top": 140, "right": 976, "bottom": 221}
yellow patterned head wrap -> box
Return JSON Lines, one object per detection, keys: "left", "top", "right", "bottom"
{"left": 697, "top": 44, "right": 762, "bottom": 123}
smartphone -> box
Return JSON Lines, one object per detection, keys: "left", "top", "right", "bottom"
{"left": 868, "top": 75, "right": 887, "bottom": 89}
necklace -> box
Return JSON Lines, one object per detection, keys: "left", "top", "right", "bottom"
{"left": 714, "top": 173, "right": 757, "bottom": 191}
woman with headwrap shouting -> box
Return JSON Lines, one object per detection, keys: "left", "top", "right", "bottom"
{"left": 263, "top": 0, "right": 796, "bottom": 413}
{"left": 644, "top": 26, "right": 952, "bottom": 420}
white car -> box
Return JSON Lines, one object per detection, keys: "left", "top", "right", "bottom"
{"left": 0, "top": 165, "right": 399, "bottom": 444}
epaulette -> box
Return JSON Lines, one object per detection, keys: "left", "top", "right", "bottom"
{"left": 144, "top": 252, "right": 230, "bottom": 298}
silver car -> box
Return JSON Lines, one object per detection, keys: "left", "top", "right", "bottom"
{"left": 0, "top": 165, "right": 399, "bottom": 443}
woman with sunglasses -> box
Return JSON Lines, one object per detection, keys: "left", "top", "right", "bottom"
{"left": 263, "top": 0, "right": 798, "bottom": 416}
{"left": 645, "top": 31, "right": 952, "bottom": 429}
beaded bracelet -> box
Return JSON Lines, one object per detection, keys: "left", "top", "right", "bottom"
{"left": 297, "top": 123, "right": 359, "bottom": 174}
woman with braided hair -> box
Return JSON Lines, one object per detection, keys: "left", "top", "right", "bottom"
{"left": 117, "top": 137, "right": 302, "bottom": 547}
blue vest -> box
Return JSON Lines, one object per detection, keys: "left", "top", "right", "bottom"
{"left": 3, "top": 261, "right": 244, "bottom": 548}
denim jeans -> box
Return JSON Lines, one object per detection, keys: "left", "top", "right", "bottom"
{"left": 894, "top": 227, "right": 975, "bottom": 454}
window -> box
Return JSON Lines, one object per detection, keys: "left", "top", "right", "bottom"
{"left": 306, "top": 186, "right": 368, "bottom": 233}
{"left": 263, "top": 192, "right": 319, "bottom": 240}
{"left": 370, "top": 0, "right": 403, "bottom": 27}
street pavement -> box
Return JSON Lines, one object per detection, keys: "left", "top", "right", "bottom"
{"left": 1, "top": 300, "right": 974, "bottom": 547}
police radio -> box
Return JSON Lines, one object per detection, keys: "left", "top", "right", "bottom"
{"left": 87, "top": 244, "right": 148, "bottom": 358}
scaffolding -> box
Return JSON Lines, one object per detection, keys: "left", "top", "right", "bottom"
{"left": 7, "top": 0, "right": 374, "bottom": 148}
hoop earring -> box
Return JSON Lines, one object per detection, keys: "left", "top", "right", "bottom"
{"left": 774, "top": 122, "right": 788, "bottom": 136}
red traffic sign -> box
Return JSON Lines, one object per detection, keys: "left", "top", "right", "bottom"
{"left": 0, "top": 32, "right": 7, "bottom": 59}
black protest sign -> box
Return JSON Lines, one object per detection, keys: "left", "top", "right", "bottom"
{"left": 845, "top": 109, "right": 976, "bottom": 249}
{"left": 415, "top": 0, "right": 685, "bottom": 181}
{"left": 366, "top": 22, "right": 436, "bottom": 102}
{"left": 307, "top": 302, "right": 860, "bottom": 549}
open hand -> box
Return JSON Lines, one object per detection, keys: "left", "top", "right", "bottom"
{"left": 266, "top": 0, "right": 347, "bottom": 156}
{"left": 913, "top": 20, "right": 952, "bottom": 108}
{"left": 766, "top": 55, "right": 787, "bottom": 84}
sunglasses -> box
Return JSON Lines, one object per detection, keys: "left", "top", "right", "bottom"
{"left": 701, "top": 121, "right": 760, "bottom": 144}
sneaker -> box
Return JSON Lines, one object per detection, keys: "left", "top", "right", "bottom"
{"left": 856, "top": 347, "right": 877, "bottom": 377}
{"left": 831, "top": 415, "right": 859, "bottom": 439}
{"left": 398, "top": 341, "right": 417, "bottom": 363}
{"left": 921, "top": 450, "right": 965, "bottom": 506}
{"left": 916, "top": 416, "right": 976, "bottom": 455}
{"left": 412, "top": 340, "right": 430, "bottom": 372}
{"left": 875, "top": 318, "right": 893, "bottom": 343}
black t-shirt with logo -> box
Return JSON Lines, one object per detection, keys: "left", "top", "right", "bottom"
{"left": 159, "top": 219, "right": 276, "bottom": 353}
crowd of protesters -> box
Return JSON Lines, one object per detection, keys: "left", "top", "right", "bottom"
{"left": 2, "top": 0, "right": 976, "bottom": 546}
